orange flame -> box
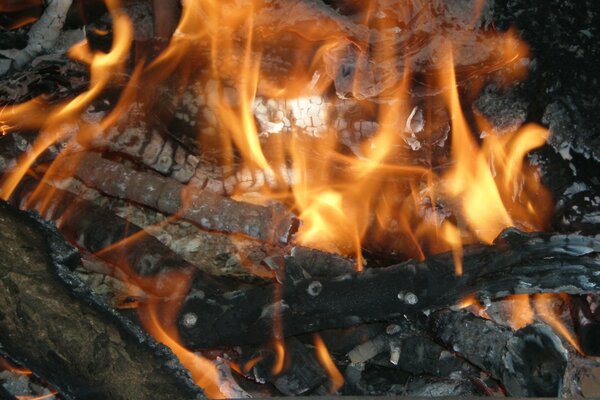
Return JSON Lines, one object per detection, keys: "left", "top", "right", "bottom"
{"left": 456, "top": 294, "right": 490, "bottom": 319}
{"left": 313, "top": 334, "right": 344, "bottom": 393}
{"left": 16, "top": 392, "right": 58, "bottom": 400}
{"left": 0, "top": 0, "right": 559, "bottom": 395}
{"left": 0, "top": 0, "right": 133, "bottom": 200}
{"left": 504, "top": 294, "right": 534, "bottom": 330}
{"left": 0, "top": 356, "right": 32, "bottom": 376}
{"left": 533, "top": 293, "right": 583, "bottom": 354}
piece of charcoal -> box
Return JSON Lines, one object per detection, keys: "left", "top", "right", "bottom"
{"left": 248, "top": 337, "right": 327, "bottom": 396}
{"left": 404, "top": 376, "right": 483, "bottom": 396}
{"left": 431, "top": 310, "right": 568, "bottom": 397}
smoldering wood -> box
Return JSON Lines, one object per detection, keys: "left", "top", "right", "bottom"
{"left": 491, "top": 0, "right": 600, "bottom": 163}
{"left": 55, "top": 151, "right": 298, "bottom": 244}
{"left": 10, "top": 177, "right": 241, "bottom": 300}
{"left": 367, "top": 334, "right": 480, "bottom": 378}
{"left": 0, "top": 0, "right": 73, "bottom": 75}
{"left": 178, "top": 229, "right": 600, "bottom": 348}
{"left": 570, "top": 296, "right": 600, "bottom": 356}
{"left": 0, "top": 200, "right": 203, "bottom": 400}
{"left": 248, "top": 337, "right": 327, "bottom": 396}
{"left": 431, "top": 310, "right": 568, "bottom": 397}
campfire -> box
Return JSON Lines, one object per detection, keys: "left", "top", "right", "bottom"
{"left": 1, "top": 0, "right": 599, "bottom": 398}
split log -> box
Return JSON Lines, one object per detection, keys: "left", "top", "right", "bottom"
{"left": 178, "top": 228, "right": 600, "bottom": 348}
{"left": 0, "top": 200, "right": 203, "bottom": 400}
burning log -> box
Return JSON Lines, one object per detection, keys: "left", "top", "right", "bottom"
{"left": 431, "top": 310, "right": 568, "bottom": 396}
{"left": 0, "top": 200, "right": 203, "bottom": 399}
{"left": 570, "top": 295, "right": 600, "bottom": 356}
{"left": 55, "top": 151, "right": 298, "bottom": 244}
{"left": 178, "top": 229, "right": 600, "bottom": 348}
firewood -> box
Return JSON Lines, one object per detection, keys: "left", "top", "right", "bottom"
{"left": 0, "top": 200, "right": 203, "bottom": 400}
{"left": 178, "top": 229, "right": 600, "bottom": 348}
{"left": 55, "top": 151, "right": 298, "bottom": 244}
{"left": 431, "top": 310, "right": 568, "bottom": 397}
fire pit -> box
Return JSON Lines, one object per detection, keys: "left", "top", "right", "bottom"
{"left": 0, "top": 0, "right": 599, "bottom": 398}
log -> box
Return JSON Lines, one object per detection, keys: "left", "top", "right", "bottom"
{"left": 178, "top": 228, "right": 600, "bottom": 348}
{"left": 0, "top": 200, "right": 203, "bottom": 400}
{"left": 10, "top": 177, "right": 239, "bottom": 294}
{"left": 430, "top": 310, "right": 568, "bottom": 397}
{"left": 55, "top": 151, "right": 298, "bottom": 244}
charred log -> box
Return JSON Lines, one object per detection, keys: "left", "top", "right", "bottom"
{"left": 570, "top": 295, "right": 600, "bottom": 357}
{"left": 179, "top": 229, "right": 600, "bottom": 348}
{"left": 0, "top": 200, "right": 203, "bottom": 400}
{"left": 55, "top": 152, "right": 298, "bottom": 244}
{"left": 431, "top": 310, "right": 568, "bottom": 396}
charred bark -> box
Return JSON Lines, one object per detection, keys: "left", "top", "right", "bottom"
{"left": 431, "top": 310, "right": 568, "bottom": 397}
{"left": 178, "top": 229, "right": 600, "bottom": 348}
{"left": 55, "top": 152, "right": 298, "bottom": 244}
{"left": 0, "top": 200, "right": 203, "bottom": 400}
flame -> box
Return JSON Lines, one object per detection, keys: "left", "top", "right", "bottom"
{"left": 0, "top": 356, "right": 32, "bottom": 376}
{"left": 0, "top": 0, "right": 133, "bottom": 200}
{"left": 271, "top": 339, "right": 286, "bottom": 376}
{"left": 504, "top": 294, "right": 534, "bottom": 330}
{"left": 16, "top": 393, "right": 58, "bottom": 400}
{"left": 0, "top": 0, "right": 43, "bottom": 30}
{"left": 456, "top": 294, "right": 490, "bottom": 319}
{"left": 313, "top": 334, "right": 344, "bottom": 393}
{"left": 0, "top": 0, "right": 560, "bottom": 395}
{"left": 98, "top": 230, "right": 234, "bottom": 398}
{"left": 533, "top": 293, "right": 583, "bottom": 354}
{"left": 0, "top": 0, "right": 551, "bottom": 266}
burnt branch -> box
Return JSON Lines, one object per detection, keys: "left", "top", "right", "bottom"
{"left": 178, "top": 229, "right": 600, "bottom": 348}
{"left": 0, "top": 200, "right": 203, "bottom": 400}
{"left": 55, "top": 151, "right": 297, "bottom": 244}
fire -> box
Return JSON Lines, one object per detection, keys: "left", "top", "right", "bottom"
{"left": 0, "top": 0, "right": 560, "bottom": 396}
{"left": 504, "top": 294, "right": 534, "bottom": 330}
{"left": 464, "top": 293, "right": 583, "bottom": 354}
{"left": 313, "top": 334, "right": 344, "bottom": 393}
{"left": 534, "top": 293, "right": 583, "bottom": 354}
{"left": 0, "top": 356, "right": 32, "bottom": 376}
{"left": 96, "top": 231, "right": 235, "bottom": 398}
{"left": 0, "top": 0, "right": 133, "bottom": 201}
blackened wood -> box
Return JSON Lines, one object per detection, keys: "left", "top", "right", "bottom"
{"left": 0, "top": 200, "right": 203, "bottom": 400}
{"left": 431, "top": 310, "right": 568, "bottom": 397}
{"left": 178, "top": 229, "right": 600, "bottom": 348}
{"left": 58, "top": 152, "right": 297, "bottom": 244}
{"left": 492, "top": 0, "right": 600, "bottom": 162}
{"left": 10, "top": 177, "right": 238, "bottom": 297}
{"left": 570, "top": 296, "right": 600, "bottom": 356}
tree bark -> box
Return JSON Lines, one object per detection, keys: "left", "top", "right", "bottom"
{"left": 0, "top": 200, "right": 203, "bottom": 400}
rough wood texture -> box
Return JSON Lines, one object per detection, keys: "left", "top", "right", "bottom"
{"left": 0, "top": 200, "right": 203, "bottom": 400}
{"left": 56, "top": 152, "right": 298, "bottom": 244}
{"left": 179, "top": 229, "right": 600, "bottom": 348}
{"left": 431, "top": 310, "right": 568, "bottom": 397}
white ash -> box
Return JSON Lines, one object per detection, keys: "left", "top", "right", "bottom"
{"left": 0, "top": 0, "right": 74, "bottom": 72}
{"left": 0, "top": 370, "right": 57, "bottom": 400}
